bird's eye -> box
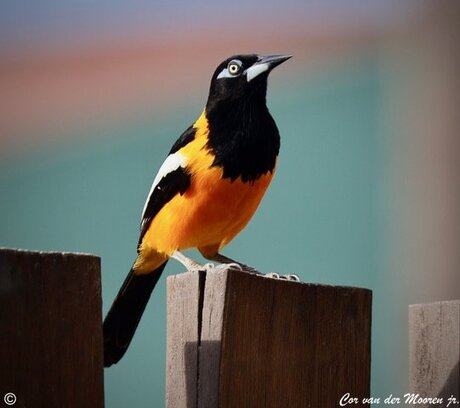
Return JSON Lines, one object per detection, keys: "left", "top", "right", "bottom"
{"left": 216, "top": 59, "right": 243, "bottom": 80}
{"left": 227, "top": 61, "right": 241, "bottom": 75}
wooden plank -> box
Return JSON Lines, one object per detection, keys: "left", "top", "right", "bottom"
{"left": 0, "top": 248, "right": 103, "bottom": 408}
{"left": 166, "top": 270, "right": 205, "bottom": 408}
{"left": 198, "top": 268, "right": 229, "bottom": 408}
{"left": 409, "top": 300, "right": 460, "bottom": 404}
{"left": 167, "top": 267, "right": 372, "bottom": 408}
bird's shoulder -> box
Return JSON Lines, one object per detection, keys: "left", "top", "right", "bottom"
{"left": 137, "top": 124, "right": 199, "bottom": 246}
{"left": 169, "top": 125, "right": 197, "bottom": 154}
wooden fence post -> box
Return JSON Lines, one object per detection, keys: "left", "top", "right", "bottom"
{"left": 0, "top": 248, "right": 104, "bottom": 408}
{"left": 166, "top": 267, "right": 372, "bottom": 408}
{"left": 409, "top": 300, "right": 460, "bottom": 404}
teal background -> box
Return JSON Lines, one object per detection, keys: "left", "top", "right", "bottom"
{"left": 0, "top": 56, "right": 393, "bottom": 406}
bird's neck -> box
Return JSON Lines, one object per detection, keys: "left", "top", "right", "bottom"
{"left": 207, "top": 82, "right": 272, "bottom": 125}
{"left": 205, "top": 95, "right": 280, "bottom": 182}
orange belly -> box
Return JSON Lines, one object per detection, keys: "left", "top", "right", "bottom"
{"left": 142, "top": 166, "right": 273, "bottom": 256}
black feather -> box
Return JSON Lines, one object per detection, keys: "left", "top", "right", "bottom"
{"left": 103, "top": 262, "right": 167, "bottom": 367}
{"left": 206, "top": 95, "right": 280, "bottom": 182}
{"left": 169, "top": 126, "right": 196, "bottom": 154}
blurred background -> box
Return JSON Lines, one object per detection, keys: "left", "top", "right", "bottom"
{"left": 1, "top": 1, "right": 459, "bottom": 406}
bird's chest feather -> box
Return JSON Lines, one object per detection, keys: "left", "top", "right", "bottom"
{"left": 172, "top": 164, "right": 273, "bottom": 249}
{"left": 182, "top": 130, "right": 275, "bottom": 226}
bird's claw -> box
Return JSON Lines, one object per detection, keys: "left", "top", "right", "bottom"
{"left": 264, "top": 272, "right": 300, "bottom": 282}
{"left": 204, "top": 262, "right": 243, "bottom": 272}
{"left": 283, "top": 274, "right": 301, "bottom": 282}
{"left": 225, "top": 262, "right": 244, "bottom": 271}
{"left": 187, "top": 263, "right": 214, "bottom": 273}
{"left": 203, "top": 262, "right": 216, "bottom": 271}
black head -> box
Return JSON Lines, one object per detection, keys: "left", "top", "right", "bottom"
{"left": 206, "top": 54, "right": 291, "bottom": 109}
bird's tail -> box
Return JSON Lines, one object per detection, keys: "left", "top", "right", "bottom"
{"left": 103, "top": 262, "right": 167, "bottom": 367}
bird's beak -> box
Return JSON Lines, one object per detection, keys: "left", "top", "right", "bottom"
{"left": 259, "top": 54, "right": 292, "bottom": 69}
{"left": 245, "top": 54, "right": 292, "bottom": 82}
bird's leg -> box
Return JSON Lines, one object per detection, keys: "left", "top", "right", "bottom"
{"left": 171, "top": 251, "right": 214, "bottom": 272}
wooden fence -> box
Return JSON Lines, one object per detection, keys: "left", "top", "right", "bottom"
{"left": 0, "top": 248, "right": 103, "bottom": 408}
{"left": 3, "top": 247, "right": 457, "bottom": 407}
{"left": 166, "top": 267, "right": 372, "bottom": 407}
{"left": 409, "top": 300, "right": 460, "bottom": 407}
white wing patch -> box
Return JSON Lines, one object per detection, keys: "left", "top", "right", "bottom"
{"left": 245, "top": 62, "right": 269, "bottom": 82}
{"left": 141, "top": 152, "right": 188, "bottom": 222}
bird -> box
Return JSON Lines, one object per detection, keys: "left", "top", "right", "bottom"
{"left": 103, "top": 54, "right": 293, "bottom": 367}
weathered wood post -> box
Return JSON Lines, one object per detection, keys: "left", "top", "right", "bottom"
{"left": 409, "top": 300, "right": 460, "bottom": 405}
{"left": 166, "top": 267, "right": 372, "bottom": 408}
{"left": 0, "top": 248, "right": 104, "bottom": 408}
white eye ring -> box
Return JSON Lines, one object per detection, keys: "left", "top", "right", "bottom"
{"left": 216, "top": 59, "right": 243, "bottom": 80}
{"left": 227, "top": 61, "right": 241, "bottom": 75}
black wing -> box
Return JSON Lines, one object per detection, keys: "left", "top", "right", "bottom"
{"left": 137, "top": 126, "right": 197, "bottom": 248}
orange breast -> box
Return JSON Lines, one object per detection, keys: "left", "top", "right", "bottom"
{"left": 142, "top": 158, "right": 273, "bottom": 256}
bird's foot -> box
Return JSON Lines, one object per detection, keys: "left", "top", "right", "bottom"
{"left": 201, "top": 252, "right": 261, "bottom": 274}
{"left": 264, "top": 272, "right": 300, "bottom": 282}
{"left": 213, "top": 262, "right": 262, "bottom": 275}
{"left": 193, "top": 262, "right": 244, "bottom": 273}
{"left": 209, "top": 262, "right": 243, "bottom": 272}
{"left": 224, "top": 262, "right": 243, "bottom": 271}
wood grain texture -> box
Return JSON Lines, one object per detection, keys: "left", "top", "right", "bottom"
{"left": 166, "top": 267, "right": 372, "bottom": 408}
{"left": 198, "top": 268, "right": 228, "bottom": 408}
{"left": 0, "top": 248, "right": 103, "bottom": 408}
{"left": 166, "top": 270, "right": 205, "bottom": 408}
{"left": 409, "top": 300, "right": 460, "bottom": 404}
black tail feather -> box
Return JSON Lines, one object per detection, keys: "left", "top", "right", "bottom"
{"left": 103, "top": 262, "right": 167, "bottom": 367}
